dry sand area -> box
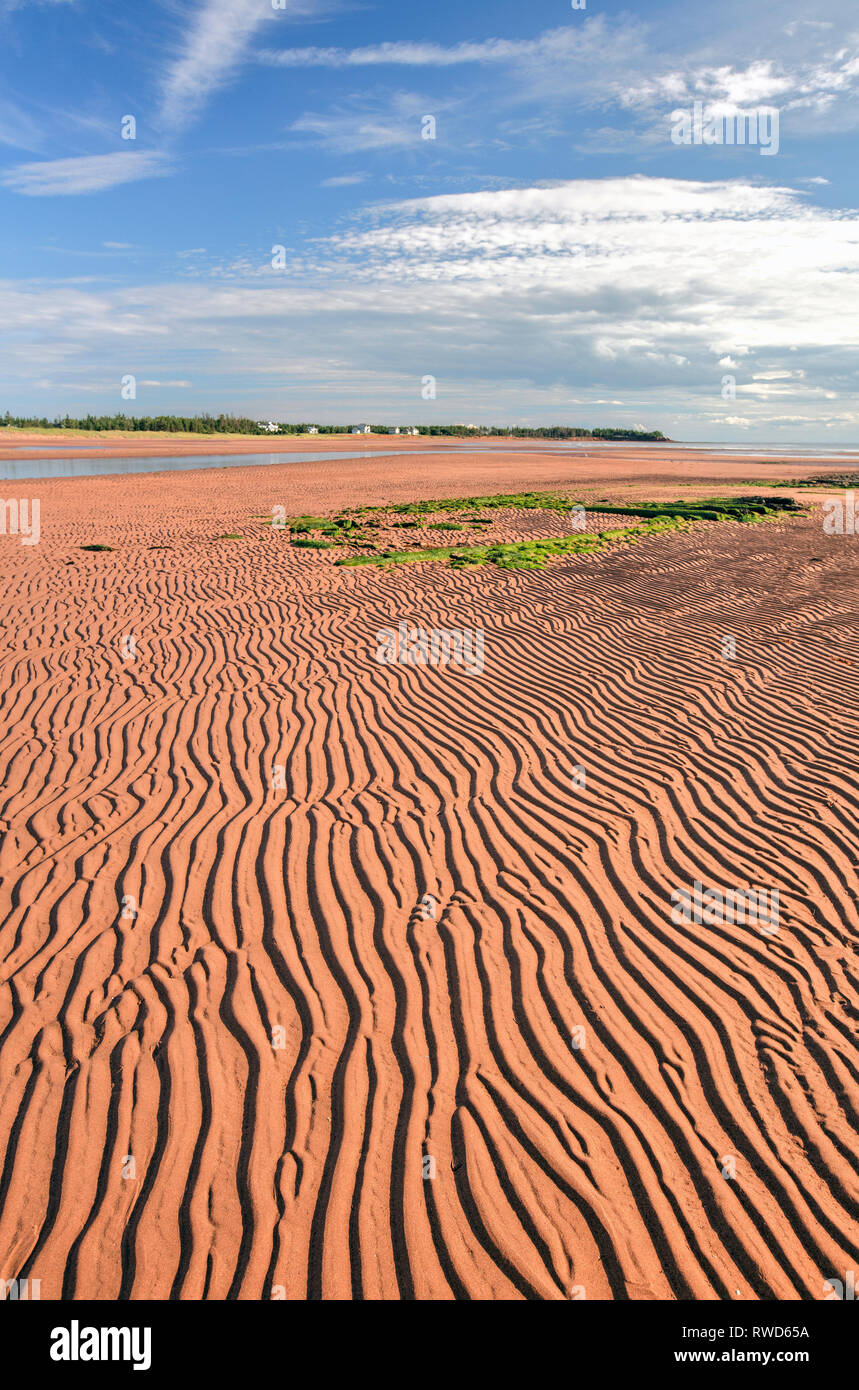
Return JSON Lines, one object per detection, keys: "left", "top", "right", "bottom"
{"left": 1, "top": 442, "right": 858, "bottom": 1300}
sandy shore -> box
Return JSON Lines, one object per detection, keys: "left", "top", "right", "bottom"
{"left": 3, "top": 428, "right": 859, "bottom": 474}
{"left": 0, "top": 446, "right": 857, "bottom": 1299}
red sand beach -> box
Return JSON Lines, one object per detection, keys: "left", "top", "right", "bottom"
{"left": 0, "top": 441, "right": 857, "bottom": 1299}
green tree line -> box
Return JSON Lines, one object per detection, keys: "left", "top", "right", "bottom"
{"left": 1, "top": 412, "right": 667, "bottom": 442}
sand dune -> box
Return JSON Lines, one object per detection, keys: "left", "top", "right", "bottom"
{"left": 0, "top": 454, "right": 857, "bottom": 1299}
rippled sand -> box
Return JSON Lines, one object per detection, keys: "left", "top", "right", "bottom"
{"left": 0, "top": 446, "right": 857, "bottom": 1299}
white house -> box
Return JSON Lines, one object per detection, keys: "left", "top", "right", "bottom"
{"left": 257, "top": 421, "right": 279, "bottom": 433}
{"left": 404, "top": 426, "right": 420, "bottom": 436}
{"left": 387, "top": 426, "right": 401, "bottom": 435}
{"left": 307, "top": 426, "right": 318, "bottom": 434}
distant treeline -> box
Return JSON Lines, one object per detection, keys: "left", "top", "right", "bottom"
{"left": 0, "top": 412, "right": 667, "bottom": 443}
{"left": 410, "top": 426, "right": 668, "bottom": 441}
{"left": 1, "top": 412, "right": 266, "bottom": 435}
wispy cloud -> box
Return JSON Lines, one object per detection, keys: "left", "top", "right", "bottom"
{"left": 260, "top": 17, "right": 859, "bottom": 138}
{"left": 0, "top": 96, "right": 43, "bottom": 152}
{"left": 160, "top": 0, "right": 324, "bottom": 128}
{"left": 258, "top": 34, "right": 560, "bottom": 68}
{"left": 160, "top": 0, "right": 272, "bottom": 128}
{"left": 289, "top": 91, "right": 462, "bottom": 154}
{"left": 320, "top": 172, "right": 368, "bottom": 187}
{"left": 291, "top": 112, "right": 420, "bottom": 154}
{"left": 2, "top": 151, "right": 172, "bottom": 195}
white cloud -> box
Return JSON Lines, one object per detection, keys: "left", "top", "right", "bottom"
{"left": 288, "top": 89, "right": 461, "bottom": 154}
{"left": 160, "top": 0, "right": 286, "bottom": 128}
{"left": 1, "top": 151, "right": 172, "bottom": 196}
{"left": 320, "top": 172, "right": 368, "bottom": 187}
{"left": 291, "top": 113, "right": 416, "bottom": 153}
{"left": 158, "top": 0, "right": 336, "bottom": 129}
{"left": 259, "top": 35, "right": 564, "bottom": 69}
{"left": 3, "top": 177, "right": 859, "bottom": 435}
{"left": 261, "top": 16, "right": 859, "bottom": 141}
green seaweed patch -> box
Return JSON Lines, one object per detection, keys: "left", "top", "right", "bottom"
{"left": 281, "top": 514, "right": 367, "bottom": 540}
{"left": 291, "top": 536, "right": 338, "bottom": 549}
{"left": 384, "top": 490, "right": 572, "bottom": 516}
{"left": 338, "top": 530, "right": 621, "bottom": 571}
{"left": 362, "top": 489, "right": 803, "bottom": 524}
{"left": 335, "top": 511, "right": 739, "bottom": 572}
{"left": 585, "top": 496, "right": 801, "bottom": 522}
{"left": 339, "top": 544, "right": 469, "bottom": 568}
{"left": 218, "top": 533, "right": 243, "bottom": 540}
{"left": 80, "top": 543, "right": 113, "bottom": 551}
{"left": 289, "top": 520, "right": 332, "bottom": 534}
{"left": 296, "top": 490, "right": 807, "bottom": 573}
{"left": 776, "top": 472, "right": 859, "bottom": 490}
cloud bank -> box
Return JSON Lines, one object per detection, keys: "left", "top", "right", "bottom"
{"left": 3, "top": 177, "right": 858, "bottom": 433}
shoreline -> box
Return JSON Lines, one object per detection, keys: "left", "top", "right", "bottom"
{"left": 2, "top": 436, "right": 859, "bottom": 486}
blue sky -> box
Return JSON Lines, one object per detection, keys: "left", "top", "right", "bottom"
{"left": 1, "top": 0, "right": 858, "bottom": 439}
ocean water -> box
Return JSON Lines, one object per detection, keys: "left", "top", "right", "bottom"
{"left": 0, "top": 447, "right": 480, "bottom": 482}
{"left": 1, "top": 439, "right": 857, "bottom": 483}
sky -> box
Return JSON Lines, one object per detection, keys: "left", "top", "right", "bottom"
{"left": 1, "top": 0, "right": 858, "bottom": 440}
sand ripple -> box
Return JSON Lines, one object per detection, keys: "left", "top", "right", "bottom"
{"left": 0, "top": 487, "right": 857, "bottom": 1300}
